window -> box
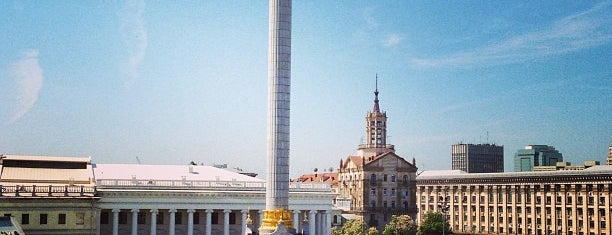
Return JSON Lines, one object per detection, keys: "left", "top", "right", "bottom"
{"left": 211, "top": 212, "right": 219, "bottom": 224}
{"left": 383, "top": 188, "right": 388, "bottom": 196}
{"left": 370, "top": 174, "right": 377, "bottom": 183}
{"left": 403, "top": 175, "right": 408, "bottom": 182}
{"left": 383, "top": 201, "right": 388, "bottom": 208}
{"left": 384, "top": 174, "right": 388, "bottom": 182}
{"left": 138, "top": 212, "right": 146, "bottom": 224}
{"left": 175, "top": 212, "right": 182, "bottom": 224}
{"left": 58, "top": 213, "right": 66, "bottom": 225}
{"left": 229, "top": 212, "right": 236, "bottom": 224}
{"left": 391, "top": 175, "right": 396, "bottom": 182}
{"left": 100, "top": 212, "right": 109, "bottom": 224}
{"left": 371, "top": 188, "right": 376, "bottom": 196}
{"left": 157, "top": 213, "right": 164, "bottom": 225}
{"left": 119, "top": 212, "right": 127, "bottom": 224}
{"left": 21, "top": 214, "right": 29, "bottom": 225}
{"left": 40, "top": 214, "right": 48, "bottom": 225}
{"left": 391, "top": 188, "right": 396, "bottom": 197}
{"left": 76, "top": 212, "right": 85, "bottom": 225}
{"left": 194, "top": 212, "right": 200, "bottom": 224}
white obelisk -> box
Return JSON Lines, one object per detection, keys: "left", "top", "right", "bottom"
{"left": 260, "top": 0, "right": 294, "bottom": 234}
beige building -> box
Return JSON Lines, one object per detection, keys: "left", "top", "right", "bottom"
{"left": 607, "top": 146, "right": 612, "bottom": 165}
{"left": 0, "top": 154, "right": 98, "bottom": 235}
{"left": 417, "top": 166, "right": 612, "bottom": 235}
{"left": 336, "top": 84, "right": 418, "bottom": 230}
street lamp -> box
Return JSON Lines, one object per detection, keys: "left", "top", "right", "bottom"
{"left": 439, "top": 187, "right": 449, "bottom": 235}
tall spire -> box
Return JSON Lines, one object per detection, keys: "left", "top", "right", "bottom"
{"left": 373, "top": 74, "right": 380, "bottom": 113}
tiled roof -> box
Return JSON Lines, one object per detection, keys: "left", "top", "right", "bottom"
{"left": 293, "top": 172, "right": 338, "bottom": 186}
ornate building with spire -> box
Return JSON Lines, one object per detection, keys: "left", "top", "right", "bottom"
{"left": 336, "top": 80, "right": 418, "bottom": 231}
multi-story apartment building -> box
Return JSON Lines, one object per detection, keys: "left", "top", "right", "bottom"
{"left": 336, "top": 83, "right": 418, "bottom": 230}
{"left": 451, "top": 143, "right": 504, "bottom": 173}
{"left": 514, "top": 145, "right": 563, "bottom": 172}
{"left": 417, "top": 166, "right": 612, "bottom": 235}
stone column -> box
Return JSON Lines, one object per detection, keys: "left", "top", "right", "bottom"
{"left": 150, "top": 209, "right": 158, "bottom": 235}
{"left": 316, "top": 212, "right": 322, "bottom": 235}
{"left": 241, "top": 209, "right": 248, "bottom": 235}
{"left": 293, "top": 210, "right": 300, "bottom": 233}
{"left": 131, "top": 209, "right": 140, "bottom": 235}
{"left": 205, "top": 209, "right": 213, "bottom": 235}
{"left": 223, "top": 209, "right": 231, "bottom": 235}
{"left": 187, "top": 209, "right": 195, "bottom": 235}
{"left": 95, "top": 209, "right": 101, "bottom": 235}
{"left": 258, "top": 210, "right": 264, "bottom": 231}
{"left": 324, "top": 210, "right": 331, "bottom": 235}
{"left": 308, "top": 210, "right": 316, "bottom": 235}
{"left": 112, "top": 209, "right": 120, "bottom": 235}
{"left": 169, "top": 209, "right": 177, "bottom": 235}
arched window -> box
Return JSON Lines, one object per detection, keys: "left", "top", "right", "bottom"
{"left": 403, "top": 175, "right": 408, "bottom": 182}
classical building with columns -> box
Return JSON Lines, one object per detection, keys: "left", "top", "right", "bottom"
{"left": 94, "top": 164, "right": 336, "bottom": 235}
{"left": 1, "top": 155, "right": 336, "bottom": 235}
{"left": 417, "top": 166, "right": 612, "bottom": 235}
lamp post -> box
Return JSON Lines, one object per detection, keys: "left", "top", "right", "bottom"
{"left": 439, "top": 187, "right": 449, "bottom": 235}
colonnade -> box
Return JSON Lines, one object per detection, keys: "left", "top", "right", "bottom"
{"left": 99, "top": 208, "right": 332, "bottom": 235}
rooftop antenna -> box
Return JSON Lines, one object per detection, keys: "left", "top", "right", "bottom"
{"left": 135, "top": 156, "right": 141, "bottom": 164}
{"left": 486, "top": 131, "right": 489, "bottom": 144}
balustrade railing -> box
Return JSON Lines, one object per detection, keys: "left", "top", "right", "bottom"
{"left": 95, "top": 179, "right": 331, "bottom": 191}
{"left": 0, "top": 185, "right": 96, "bottom": 197}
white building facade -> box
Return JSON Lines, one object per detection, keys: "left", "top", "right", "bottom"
{"left": 94, "top": 164, "right": 336, "bottom": 235}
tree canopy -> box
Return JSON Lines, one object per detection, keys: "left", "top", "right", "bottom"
{"left": 382, "top": 215, "right": 417, "bottom": 235}
{"left": 333, "top": 218, "right": 379, "bottom": 235}
{"left": 417, "top": 211, "right": 451, "bottom": 235}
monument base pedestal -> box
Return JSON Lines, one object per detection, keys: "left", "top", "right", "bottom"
{"left": 259, "top": 208, "right": 295, "bottom": 235}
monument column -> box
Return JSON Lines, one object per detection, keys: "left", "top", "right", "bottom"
{"left": 261, "top": 0, "right": 294, "bottom": 234}
{"left": 223, "top": 209, "right": 231, "bottom": 235}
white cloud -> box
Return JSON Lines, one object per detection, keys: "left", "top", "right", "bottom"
{"left": 384, "top": 34, "right": 402, "bottom": 47}
{"left": 410, "top": 2, "right": 612, "bottom": 68}
{"left": 10, "top": 49, "right": 44, "bottom": 122}
{"left": 120, "top": 0, "right": 147, "bottom": 84}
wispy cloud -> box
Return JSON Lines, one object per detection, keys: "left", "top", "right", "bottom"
{"left": 10, "top": 49, "right": 44, "bottom": 122}
{"left": 411, "top": 2, "right": 612, "bottom": 68}
{"left": 384, "top": 34, "right": 402, "bottom": 47}
{"left": 120, "top": 0, "right": 147, "bottom": 84}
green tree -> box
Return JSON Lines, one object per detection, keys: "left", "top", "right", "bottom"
{"left": 333, "top": 218, "right": 380, "bottom": 235}
{"left": 367, "top": 227, "right": 380, "bottom": 235}
{"left": 418, "top": 211, "right": 451, "bottom": 235}
{"left": 382, "top": 215, "right": 417, "bottom": 235}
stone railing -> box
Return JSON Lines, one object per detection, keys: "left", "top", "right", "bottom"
{"left": 0, "top": 184, "right": 96, "bottom": 197}
{"left": 95, "top": 179, "right": 331, "bottom": 191}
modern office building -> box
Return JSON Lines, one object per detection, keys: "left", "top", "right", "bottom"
{"left": 514, "top": 145, "right": 563, "bottom": 172}
{"left": 451, "top": 143, "right": 504, "bottom": 173}
{"left": 417, "top": 166, "right": 612, "bottom": 235}
{"left": 336, "top": 83, "right": 418, "bottom": 231}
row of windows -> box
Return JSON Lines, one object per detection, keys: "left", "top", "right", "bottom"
{"left": 370, "top": 188, "right": 410, "bottom": 197}
{"left": 423, "top": 194, "right": 608, "bottom": 205}
{"left": 3, "top": 213, "right": 71, "bottom": 225}
{"left": 100, "top": 211, "right": 237, "bottom": 225}
{"left": 340, "top": 173, "right": 412, "bottom": 182}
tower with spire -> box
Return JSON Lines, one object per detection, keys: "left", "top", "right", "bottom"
{"left": 358, "top": 75, "right": 395, "bottom": 158}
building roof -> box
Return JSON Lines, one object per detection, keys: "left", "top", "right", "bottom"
{"left": 1, "top": 154, "right": 91, "bottom": 163}
{"left": 94, "top": 164, "right": 264, "bottom": 182}
{"left": 417, "top": 170, "right": 466, "bottom": 177}
{"left": 417, "top": 166, "right": 612, "bottom": 181}
{"left": 0, "top": 154, "right": 94, "bottom": 185}
{"left": 293, "top": 172, "right": 338, "bottom": 186}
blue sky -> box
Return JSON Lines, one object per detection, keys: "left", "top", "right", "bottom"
{"left": 1, "top": 1, "right": 611, "bottom": 177}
